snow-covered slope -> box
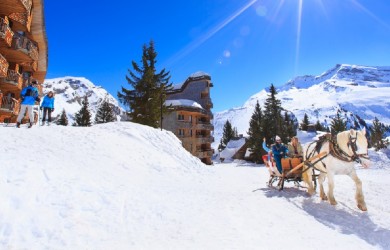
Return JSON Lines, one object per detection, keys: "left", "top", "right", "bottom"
{"left": 213, "top": 64, "right": 390, "bottom": 147}
{"left": 1, "top": 123, "right": 390, "bottom": 249}
{"left": 42, "top": 77, "right": 125, "bottom": 123}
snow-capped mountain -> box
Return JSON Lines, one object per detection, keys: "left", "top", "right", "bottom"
{"left": 213, "top": 64, "right": 390, "bottom": 147}
{"left": 42, "top": 77, "right": 125, "bottom": 123}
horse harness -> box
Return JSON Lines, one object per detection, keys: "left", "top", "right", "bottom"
{"left": 304, "top": 133, "right": 369, "bottom": 173}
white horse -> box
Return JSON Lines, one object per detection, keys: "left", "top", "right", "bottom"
{"left": 302, "top": 129, "right": 370, "bottom": 211}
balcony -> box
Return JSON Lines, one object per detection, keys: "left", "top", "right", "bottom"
{"left": 0, "top": 17, "right": 14, "bottom": 47}
{"left": 9, "top": 12, "right": 33, "bottom": 32}
{"left": 0, "top": 95, "right": 19, "bottom": 114}
{"left": 20, "top": 60, "right": 37, "bottom": 72}
{"left": 195, "top": 135, "right": 214, "bottom": 144}
{"left": 11, "top": 32, "right": 38, "bottom": 61}
{"left": 205, "top": 100, "right": 213, "bottom": 109}
{"left": 0, "top": 0, "right": 32, "bottom": 16}
{"left": 196, "top": 149, "right": 214, "bottom": 158}
{"left": 0, "top": 53, "right": 9, "bottom": 77}
{"left": 194, "top": 122, "right": 214, "bottom": 131}
{"left": 2, "top": 69, "right": 23, "bottom": 88}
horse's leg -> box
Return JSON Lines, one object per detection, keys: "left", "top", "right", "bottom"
{"left": 318, "top": 172, "right": 327, "bottom": 201}
{"left": 349, "top": 171, "right": 367, "bottom": 211}
{"left": 302, "top": 166, "right": 315, "bottom": 195}
{"left": 327, "top": 173, "right": 337, "bottom": 205}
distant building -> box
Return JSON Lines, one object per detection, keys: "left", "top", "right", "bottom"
{"left": 0, "top": 0, "right": 48, "bottom": 123}
{"left": 162, "top": 72, "right": 214, "bottom": 165}
{"left": 219, "top": 137, "right": 247, "bottom": 162}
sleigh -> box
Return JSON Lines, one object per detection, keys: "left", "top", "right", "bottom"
{"left": 267, "top": 151, "right": 327, "bottom": 191}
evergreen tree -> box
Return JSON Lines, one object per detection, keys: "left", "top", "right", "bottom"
{"left": 95, "top": 97, "right": 116, "bottom": 124}
{"left": 218, "top": 120, "right": 235, "bottom": 151}
{"left": 283, "top": 111, "right": 296, "bottom": 140}
{"left": 315, "top": 120, "right": 325, "bottom": 132}
{"left": 263, "top": 84, "right": 284, "bottom": 142}
{"left": 57, "top": 109, "right": 68, "bottom": 126}
{"left": 330, "top": 110, "right": 347, "bottom": 135}
{"left": 247, "top": 101, "right": 265, "bottom": 163}
{"left": 301, "top": 113, "right": 309, "bottom": 131}
{"left": 117, "top": 40, "right": 173, "bottom": 128}
{"left": 74, "top": 96, "right": 92, "bottom": 127}
{"left": 369, "top": 117, "right": 389, "bottom": 151}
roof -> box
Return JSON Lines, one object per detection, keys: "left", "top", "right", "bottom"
{"left": 220, "top": 138, "right": 246, "bottom": 159}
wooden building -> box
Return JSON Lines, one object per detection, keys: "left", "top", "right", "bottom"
{"left": 163, "top": 72, "right": 214, "bottom": 165}
{"left": 0, "top": 0, "right": 48, "bottom": 123}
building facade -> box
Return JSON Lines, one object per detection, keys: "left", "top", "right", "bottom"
{"left": 163, "top": 72, "right": 214, "bottom": 165}
{"left": 0, "top": 0, "right": 48, "bottom": 123}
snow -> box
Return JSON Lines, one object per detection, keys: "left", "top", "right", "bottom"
{"left": 165, "top": 99, "right": 203, "bottom": 109}
{"left": 1, "top": 122, "right": 389, "bottom": 249}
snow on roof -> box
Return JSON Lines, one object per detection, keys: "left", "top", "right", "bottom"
{"left": 190, "top": 71, "right": 210, "bottom": 78}
{"left": 165, "top": 99, "right": 203, "bottom": 109}
{"left": 220, "top": 138, "right": 246, "bottom": 159}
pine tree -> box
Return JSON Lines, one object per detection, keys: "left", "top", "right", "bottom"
{"left": 315, "top": 120, "right": 325, "bottom": 132}
{"left": 369, "top": 117, "right": 389, "bottom": 151}
{"left": 284, "top": 111, "right": 296, "bottom": 140}
{"left": 117, "top": 40, "right": 173, "bottom": 128}
{"left": 247, "top": 101, "right": 265, "bottom": 163}
{"left": 218, "top": 120, "right": 235, "bottom": 151}
{"left": 330, "top": 110, "right": 347, "bottom": 135}
{"left": 57, "top": 109, "right": 68, "bottom": 126}
{"left": 263, "top": 84, "right": 284, "bottom": 142}
{"left": 74, "top": 96, "right": 92, "bottom": 127}
{"left": 95, "top": 97, "right": 116, "bottom": 124}
{"left": 301, "top": 113, "right": 309, "bottom": 131}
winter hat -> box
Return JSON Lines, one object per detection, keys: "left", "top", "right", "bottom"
{"left": 275, "top": 135, "right": 281, "bottom": 141}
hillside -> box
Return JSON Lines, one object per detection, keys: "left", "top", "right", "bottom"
{"left": 213, "top": 64, "right": 390, "bottom": 146}
{"left": 42, "top": 77, "right": 125, "bottom": 123}
{"left": 1, "top": 123, "right": 390, "bottom": 249}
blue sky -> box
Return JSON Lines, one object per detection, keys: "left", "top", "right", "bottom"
{"left": 45, "top": 0, "right": 390, "bottom": 112}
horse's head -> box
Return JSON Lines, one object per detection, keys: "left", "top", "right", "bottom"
{"left": 337, "top": 128, "right": 370, "bottom": 168}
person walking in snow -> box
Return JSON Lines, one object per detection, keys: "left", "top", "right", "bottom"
{"left": 271, "top": 135, "right": 288, "bottom": 175}
{"left": 40, "top": 91, "right": 55, "bottom": 125}
{"left": 16, "top": 81, "right": 40, "bottom": 128}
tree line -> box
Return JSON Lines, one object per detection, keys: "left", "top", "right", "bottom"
{"left": 219, "top": 84, "right": 389, "bottom": 162}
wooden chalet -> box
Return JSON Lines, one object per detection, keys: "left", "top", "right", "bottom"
{"left": 0, "top": 0, "right": 48, "bottom": 123}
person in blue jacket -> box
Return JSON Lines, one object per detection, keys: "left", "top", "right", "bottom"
{"left": 271, "top": 135, "right": 288, "bottom": 175}
{"left": 16, "top": 81, "right": 40, "bottom": 128}
{"left": 40, "top": 91, "right": 55, "bottom": 125}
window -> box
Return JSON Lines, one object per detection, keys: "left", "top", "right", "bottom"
{"left": 178, "top": 129, "right": 185, "bottom": 136}
{"left": 189, "top": 115, "right": 192, "bottom": 122}
{"left": 178, "top": 114, "right": 184, "bottom": 120}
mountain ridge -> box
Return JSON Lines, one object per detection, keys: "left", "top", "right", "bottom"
{"left": 213, "top": 64, "right": 390, "bottom": 148}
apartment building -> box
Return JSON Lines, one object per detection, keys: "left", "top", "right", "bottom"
{"left": 163, "top": 72, "right": 214, "bottom": 165}
{"left": 0, "top": 0, "right": 48, "bottom": 123}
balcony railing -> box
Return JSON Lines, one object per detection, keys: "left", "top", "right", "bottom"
{"left": 194, "top": 123, "right": 214, "bottom": 131}
{"left": 9, "top": 12, "right": 32, "bottom": 32}
{"left": 20, "top": 60, "right": 37, "bottom": 72}
{"left": 21, "top": 0, "right": 33, "bottom": 13}
{"left": 195, "top": 136, "right": 214, "bottom": 144}
{"left": 196, "top": 149, "right": 213, "bottom": 158}
{"left": 12, "top": 33, "right": 38, "bottom": 61}
{"left": 0, "top": 95, "right": 19, "bottom": 113}
{"left": 4, "top": 69, "right": 23, "bottom": 88}
{"left": 0, "top": 53, "right": 9, "bottom": 77}
{"left": 0, "top": 17, "right": 14, "bottom": 47}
